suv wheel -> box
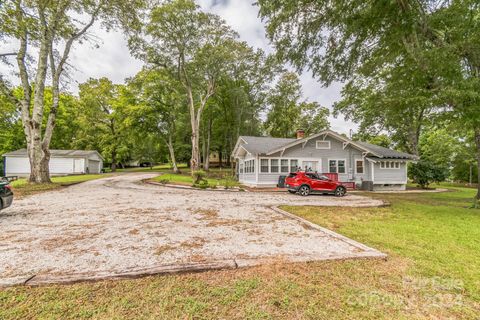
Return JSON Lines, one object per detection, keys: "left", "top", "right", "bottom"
{"left": 299, "top": 185, "right": 310, "bottom": 196}
{"left": 335, "top": 186, "right": 346, "bottom": 197}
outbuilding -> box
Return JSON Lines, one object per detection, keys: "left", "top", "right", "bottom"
{"left": 2, "top": 149, "right": 104, "bottom": 177}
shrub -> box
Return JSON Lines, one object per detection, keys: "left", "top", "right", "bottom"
{"left": 223, "top": 175, "right": 236, "bottom": 189}
{"left": 193, "top": 179, "right": 209, "bottom": 189}
{"left": 192, "top": 170, "right": 207, "bottom": 184}
{"left": 408, "top": 160, "right": 449, "bottom": 189}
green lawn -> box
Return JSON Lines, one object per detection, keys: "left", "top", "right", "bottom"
{"left": 1, "top": 187, "right": 479, "bottom": 319}
{"left": 113, "top": 163, "right": 189, "bottom": 173}
{"left": 151, "top": 169, "right": 240, "bottom": 188}
{"left": 10, "top": 174, "right": 109, "bottom": 198}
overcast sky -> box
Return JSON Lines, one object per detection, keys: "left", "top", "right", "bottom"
{"left": 3, "top": 0, "right": 356, "bottom": 134}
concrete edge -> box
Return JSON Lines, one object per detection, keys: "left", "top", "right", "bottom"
{"left": 1, "top": 260, "right": 238, "bottom": 288}
{"left": 270, "top": 206, "right": 388, "bottom": 259}
{"left": 144, "top": 180, "right": 244, "bottom": 192}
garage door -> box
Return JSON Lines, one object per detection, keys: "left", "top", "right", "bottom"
{"left": 88, "top": 160, "right": 101, "bottom": 174}
{"left": 5, "top": 157, "right": 30, "bottom": 175}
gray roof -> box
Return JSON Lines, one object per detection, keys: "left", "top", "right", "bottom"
{"left": 239, "top": 136, "right": 297, "bottom": 155}
{"left": 3, "top": 149, "right": 102, "bottom": 158}
{"left": 355, "top": 141, "right": 416, "bottom": 159}
{"left": 236, "top": 133, "right": 416, "bottom": 160}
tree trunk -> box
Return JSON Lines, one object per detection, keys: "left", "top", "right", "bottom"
{"left": 167, "top": 134, "right": 180, "bottom": 174}
{"left": 475, "top": 127, "right": 480, "bottom": 200}
{"left": 111, "top": 150, "right": 117, "bottom": 172}
{"left": 204, "top": 118, "right": 212, "bottom": 171}
{"left": 27, "top": 143, "right": 51, "bottom": 183}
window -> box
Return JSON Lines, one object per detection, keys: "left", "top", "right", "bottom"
{"left": 281, "top": 159, "right": 289, "bottom": 173}
{"left": 260, "top": 159, "right": 269, "bottom": 173}
{"left": 316, "top": 140, "right": 331, "bottom": 149}
{"left": 239, "top": 163, "right": 244, "bottom": 174}
{"left": 244, "top": 160, "right": 255, "bottom": 173}
{"left": 329, "top": 159, "right": 346, "bottom": 173}
{"left": 338, "top": 160, "right": 346, "bottom": 173}
{"left": 355, "top": 160, "right": 364, "bottom": 174}
{"left": 290, "top": 159, "right": 298, "bottom": 172}
{"left": 329, "top": 160, "right": 337, "bottom": 173}
{"left": 270, "top": 159, "right": 279, "bottom": 173}
{"left": 380, "top": 161, "right": 401, "bottom": 169}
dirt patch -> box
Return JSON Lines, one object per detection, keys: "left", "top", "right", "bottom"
{"left": 0, "top": 173, "right": 385, "bottom": 287}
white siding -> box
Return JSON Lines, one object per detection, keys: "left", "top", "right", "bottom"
{"left": 374, "top": 162, "right": 407, "bottom": 183}
{"left": 5, "top": 157, "right": 30, "bottom": 176}
{"left": 5, "top": 156, "right": 91, "bottom": 176}
{"left": 48, "top": 158, "right": 75, "bottom": 174}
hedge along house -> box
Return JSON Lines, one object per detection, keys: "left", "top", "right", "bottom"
{"left": 2, "top": 149, "right": 104, "bottom": 177}
{"left": 232, "top": 129, "right": 417, "bottom": 191}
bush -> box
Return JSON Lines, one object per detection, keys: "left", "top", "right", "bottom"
{"left": 193, "top": 179, "right": 209, "bottom": 189}
{"left": 222, "top": 175, "right": 237, "bottom": 189}
{"left": 192, "top": 170, "right": 207, "bottom": 184}
{"left": 408, "top": 160, "right": 449, "bottom": 189}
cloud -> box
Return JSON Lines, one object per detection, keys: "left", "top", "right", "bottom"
{"left": 1, "top": 0, "right": 356, "bottom": 133}
{"left": 198, "top": 0, "right": 356, "bottom": 133}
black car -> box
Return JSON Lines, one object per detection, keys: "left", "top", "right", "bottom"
{"left": 0, "top": 179, "right": 13, "bottom": 211}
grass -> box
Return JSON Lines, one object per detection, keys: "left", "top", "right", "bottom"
{"left": 1, "top": 188, "right": 479, "bottom": 318}
{"left": 151, "top": 168, "right": 240, "bottom": 188}
{"left": 113, "top": 163, "right": 189, "bottom": 173}
{"left": 10, "top": 174, "right": 109, "bottom": 198}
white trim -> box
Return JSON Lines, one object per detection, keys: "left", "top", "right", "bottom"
{"left": 354, "top": 158, "right": 365, "bottom": 175}
{"left": 266, "top": 129, "right": 382, "bottom": 157}
{"left": 255, "top": 155, "right": 259, "bottom": 182}
{"left": 371, "top": 161, "right": 375, "bottom": 181}
{"left": 315, "top": 140, "right": 331, "bottom": 149}
{"left": 373, "top": 181, "right": 407, "bottom": 184}
{"left": 327, "top": 158, "right": 347, "bottom": 174}
{"left": 379, "top": 160, "right": 401, "bottom": 169}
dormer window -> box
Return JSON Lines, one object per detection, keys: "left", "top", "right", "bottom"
{"left": 316, "top": 140, "right": 331, "bottom": 149}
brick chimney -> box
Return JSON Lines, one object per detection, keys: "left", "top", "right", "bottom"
{"left": 296, "top": 129, "right": 305, "bottom": 139}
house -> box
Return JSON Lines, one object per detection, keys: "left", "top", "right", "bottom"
{"left": 2, "top": 149, "right": 104, "bottom": 177}
{"left": 207, "top": 151, "right": 230, "bottom": 167}
{"left": 231, "top": 129, "right": 417, "bottom": 191}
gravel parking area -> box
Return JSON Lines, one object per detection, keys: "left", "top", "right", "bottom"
{"left": 0, "top": 173, "right": 385, "bottom": 286}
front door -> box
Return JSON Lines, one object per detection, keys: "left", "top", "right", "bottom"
{"left": 302, "top": 161, "right": 318, "bottom": 172}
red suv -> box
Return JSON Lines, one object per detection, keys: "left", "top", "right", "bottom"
{"left": 285, "top": 172, "right": 347, "bottom": 197}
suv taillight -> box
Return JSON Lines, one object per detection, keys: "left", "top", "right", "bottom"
{"left": 4, "top": 185, "right": 11, "bottom": 190}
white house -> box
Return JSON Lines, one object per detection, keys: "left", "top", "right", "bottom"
{"left": 2, "top": 149, "right": 104, "bottom": 177}
{"left": 232, "top": 129, "right": 417, "bottom": 191}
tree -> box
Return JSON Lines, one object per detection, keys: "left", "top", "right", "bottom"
{"left": 0, "top": 0, "right": 143, "bottom": 183}
{"left": 409, "top": 160, "right": 449, "bottom": 189}
{"left": 297, "top": 102, "right": 330, "bottom": 137}
{"left": 265, "top": 72, "right": 329, "bottom": 138}
{"left": 126, "top": 68, "right": 185, "bottom": 173}
{"left": 133, "top": 0, "right": 238, "bottom": 172}
{"left": 76, "top": 78, "right": 129, "bottom": 172}
{"left": 258, "top": 0, "right": 480, "bottom": 199}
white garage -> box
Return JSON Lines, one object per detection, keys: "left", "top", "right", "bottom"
{"left": 2, "top": 149, "right": 104, "bottom": 177}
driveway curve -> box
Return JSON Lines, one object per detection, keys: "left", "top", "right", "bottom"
{"left": 0, "top": 173, "right": 385, "bottom": 286}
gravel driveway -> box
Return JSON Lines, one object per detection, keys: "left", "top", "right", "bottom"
{"left": 0, "top": 173, "right": 385, "bottom": 286}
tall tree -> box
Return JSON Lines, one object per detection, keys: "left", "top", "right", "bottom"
{"left": 132, "top": 0, "right": 238, "bottom": 171}
{"left": 258, "top": 0, "right": 480, "bottom": 199}
{"left": 126, "top": 68, "right": 185, "bottom": 173}
{"left": 76, "top": 78, "right": 129, "bottom": 172}
{"left": 265, "top": 72, "right": 329, "bottom": 138}
{"left": 0, "top": 0, "right": 143, "bottom": 183}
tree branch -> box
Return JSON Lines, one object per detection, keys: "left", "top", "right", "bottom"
{"left": 0, "top": 52, "right": 18, "bottom": 58}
